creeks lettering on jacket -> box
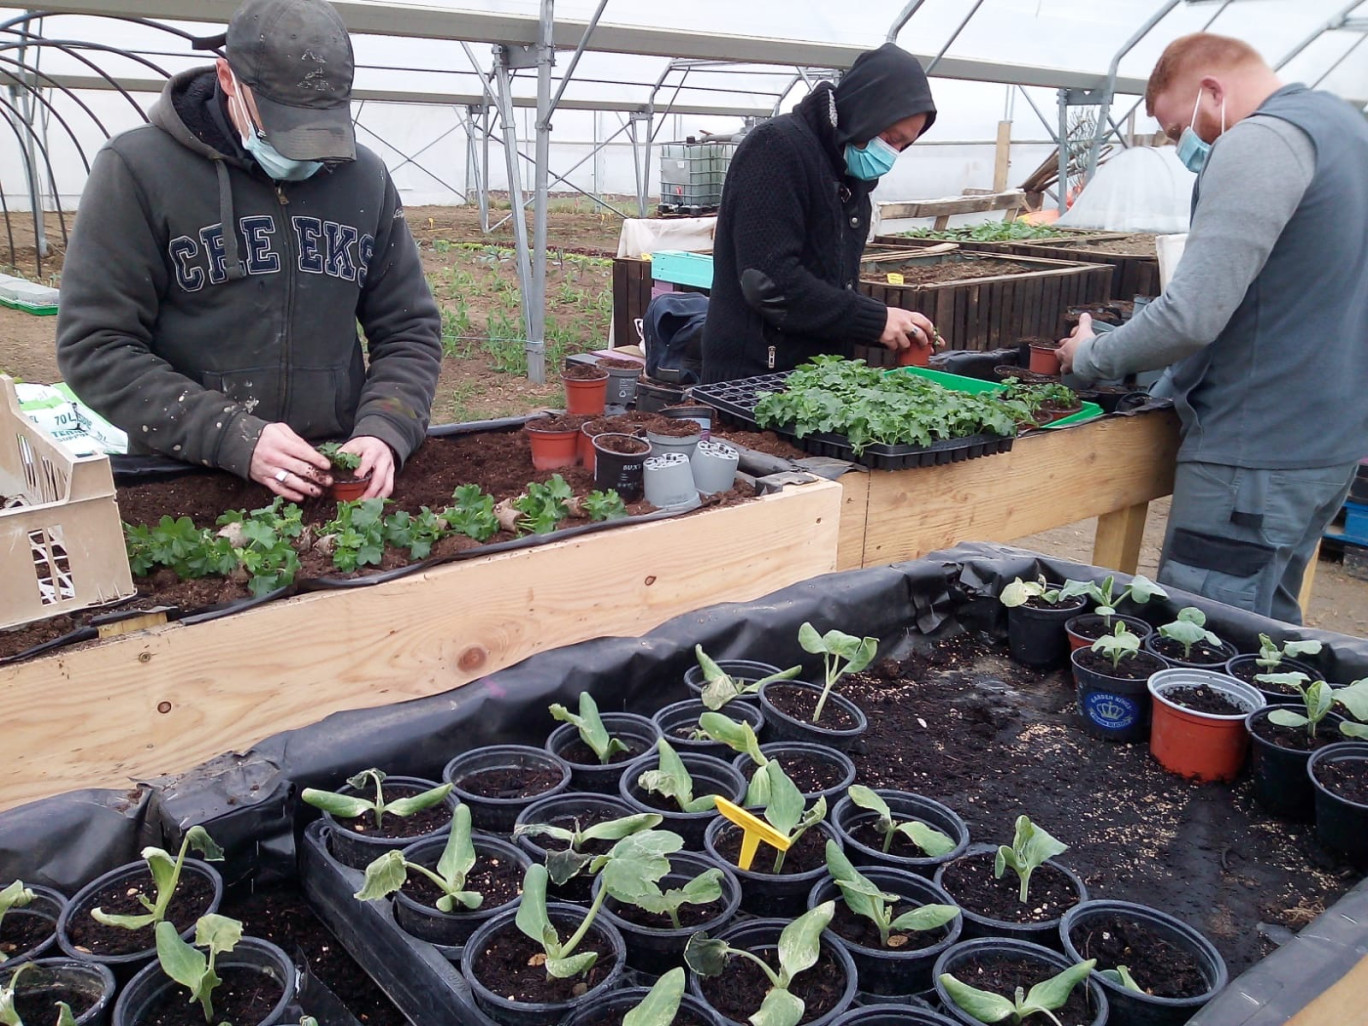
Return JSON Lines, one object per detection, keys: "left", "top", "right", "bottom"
{"left": 168, "top": 216, "right": 375, "bottom": 291}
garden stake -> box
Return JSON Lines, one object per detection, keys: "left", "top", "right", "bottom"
{"left": 713, "top": 796, "right": 790, "bottom": 870}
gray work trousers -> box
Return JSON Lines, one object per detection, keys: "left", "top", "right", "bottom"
{"left": 1157, "top": 460, "right": 1358, "bottom": 625}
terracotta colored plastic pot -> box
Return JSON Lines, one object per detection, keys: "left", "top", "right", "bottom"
{"left": 329, "top": 476, "right": 371, "bottom": 501}
{"left": 1065, "top": 613, "right": 1154, "bottom": 653}
{"left": 1028, "top": 342, "right": 1061, "bottom": 375}
{"left": 525, "top": 421, "right": 580, "bottom": 471}
{"left": 898, "top": 344, "right": 932, "bottom": 368}
{"left": 563, "top": 371, "right": 609, "bottom": 416}
{"left": 1147, "top": 669, "right": 1264, "bottom": 783}
{"left": 579, "top": 422, "right": 598, "bottom": 473}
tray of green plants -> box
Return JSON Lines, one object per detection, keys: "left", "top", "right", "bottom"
{"left": 895, "top": 366, "right": 1103, "bottom": 431}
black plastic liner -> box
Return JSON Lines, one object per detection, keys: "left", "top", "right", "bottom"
{"left": 3, "top": 543, "right": 1366, "bottom": 1026}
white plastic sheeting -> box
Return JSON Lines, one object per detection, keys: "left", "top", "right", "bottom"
{"left": 1059, "top": 146, "right": 1196, "bottom": 233}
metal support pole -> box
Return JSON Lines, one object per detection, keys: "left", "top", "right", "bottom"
{"left": 1057, "top": 89, "right": 1069, "bottom": 215}
{"left": 925, "top": 0, "right": 985, "bottom": 75}
{"left": 1311, "top": 30, "right": 1368, "bottom": 87}
{"left": 11, "top": 13, "right": 44, "bottom": 259}
{"left": 492, "top": 48, "right": 535, "bottom": 351}
{"left": 547, "top": 0, "right": 607, "bottom": 116}
{"left": 1275, "top": 1, "right": 1364, "bottom": 70}
{"left": 629, "top": 111, "right": 650, "bottom": 217}
{"left": 886, "top": 0, "right": 930, "bottom": 43}
{"left": 1085, "top": 0, "right": 1180, "bottom": 181}
{"left": 480, "top": 104, "right": 492, "bottom": 232}
{"left": 529, "top": 0, "right": 554, "bottom": 386}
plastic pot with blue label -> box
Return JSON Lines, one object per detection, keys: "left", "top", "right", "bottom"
{"left": 1070, "top": 647, "right": 1168, "bottom": 742}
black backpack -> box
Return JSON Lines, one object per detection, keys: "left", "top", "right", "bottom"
{"left": 643, "top": 292, "right": 709, "bottom": 384}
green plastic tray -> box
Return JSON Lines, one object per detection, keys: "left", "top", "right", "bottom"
{"left": 884, "top": 365, "right": 1103, "bottom": 429}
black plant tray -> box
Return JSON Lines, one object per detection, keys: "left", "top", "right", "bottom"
{"left": 691, "top": 373, "right": 1015, "bottom": 471}
{"left": 299, "top": 819, "right": 495, "bottom": 1026}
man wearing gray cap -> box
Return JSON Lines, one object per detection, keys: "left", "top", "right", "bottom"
{"left": 56, "top": 0, "right": 441, "bottom": 500}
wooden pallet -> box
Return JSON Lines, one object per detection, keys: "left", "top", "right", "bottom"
{"left": 612, "top": 256, "right": 654, "bottom": 349}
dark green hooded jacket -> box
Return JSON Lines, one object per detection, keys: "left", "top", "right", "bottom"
{"left": 56, "top": 67, "right": 442, "bottom": 476}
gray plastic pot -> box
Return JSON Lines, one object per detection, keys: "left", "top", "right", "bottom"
{"left": 643, "top": 452, "right": 700, "bottom": 510}
{"left": 0, "top": 958, "right": 116, "bottom": 1026}
{"left": 646, "top": 429, "right": 701, "bottom": 461}
{"left": 758, "top": 680, "right": 869, "bottom": 752}
{"left": 112, "top": 936, "right": 296, "bottom": 1026}
{"left": 691, "top": 440, "right": 740, "bottom": 495}
{"left": 601, "top": 363, "right": 642, "bottom": 405}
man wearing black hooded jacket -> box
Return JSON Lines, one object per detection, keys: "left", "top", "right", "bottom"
{"left": 701, "top": 44, "right": 938, "bottom": 383}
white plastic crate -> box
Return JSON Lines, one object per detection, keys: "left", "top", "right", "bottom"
{"left": 0, "top": 375, "right": 135, "bottom": 630}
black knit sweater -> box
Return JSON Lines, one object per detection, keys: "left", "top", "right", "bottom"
{"left": 700, "top": 83, "right": 886, "bottom": 383}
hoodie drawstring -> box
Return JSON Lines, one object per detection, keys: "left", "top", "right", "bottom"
{"left": 214, "top": 159, "right": 246, "bottom": 281}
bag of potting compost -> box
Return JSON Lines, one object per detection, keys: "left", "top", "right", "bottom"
{"left": 644, "top": 291, "right": 708, "bottom": 384}
{"left": 16, "top": 381, "right": 128, "bottom": 455}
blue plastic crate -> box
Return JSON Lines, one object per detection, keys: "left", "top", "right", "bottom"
{"left": 650, "top": 250, "right": 714, "bottom": 290}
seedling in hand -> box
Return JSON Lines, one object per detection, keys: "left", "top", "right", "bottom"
{"left": 515, "top": 812, "right": 662, "bottom": 885}
{"left": 301, "top": 768, "right": 453, "bottom": 830}
{"left": 824, "top": 841, "right": 958, "bottom": 949}
{"left": 1158, "top": 607, "right": 1221, "bottom": 661}
{"left": 994, "top": 815, "right": 1068, "bottom": 905}
{"left": 621, "top": 967, "right": 687, "bottom": 1026}
{"left": 153, "top": 913, "right": 241, "bottom": 1024}
{"left": 1254, "top": 633, "right": 1322, "bottom": 672}
{"left": 844, "top": 785, "right": 955, "bottom": 857}
{"left": 940, "top": 958, "right": 1096, "bottom": 1026}
{"left": 549, "top": 692, "right": 630, "bottom": 764}
{"left": 798, "top": 622, "right": 878, "bottom": 723}
{"left": 0, "top": 962, "right": 79, "bottom": 1026}
{"left": 317, "top": 441, "right": 361, "bottom": 473}
{"left": 355, "top": 804, "right": 483, "bottom": 912}
{"left": 693, "top": 646, "right": 800, "bottom": 711}
{"left": 1090, "top": 622, "right": 1141, "bottom": 671}
{"left": 91, "top": 826, "right": 224, "bottom": 931}
{"left": 0, "top": 882, "right": 34, "bottom": 960}
{"left": 637, "top": 739, "right": 721, "bottom": 813}
{"left": 1058, "top": 574, "right": 1165, "bottom": 626}
{"left": 685, "top": 901, "right": 835, "bottom": 1026}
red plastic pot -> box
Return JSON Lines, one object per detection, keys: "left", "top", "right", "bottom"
{"left": 329, "top": 476, "right": 371, "bottom": 501}
{"left": 898, "top": 344, "right": 932, "bottom": 368}
{"left": 1065, "top": 613, "right": 1153, "bottom": 653}
{"left": 1029, "top": 342, "right": 1062, "bottom": 375}
{"left": 525, "top": 422, "right": 580, "bottom": 471}
{"left": 563, "top": 371, "right": 609, "bottom": 416}
{"left": 1147, "top": 669, "right": 1264, "bottom": 783}
{"left": 579, "top": 422, "right": 599, "bottom": 474}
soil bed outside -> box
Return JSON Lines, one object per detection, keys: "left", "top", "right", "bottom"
{"left": 65, "top": 870, "right": 216, "bottom": 956}
{"left": 1070, "top": 913, "right": 1208, "bottom": 998}
{"left": 868, "top": 259, "right": 1034, "bottom": 285}
{"left": 698, "top": 945, "right": 846, "bottom": 1025}
{"left": 841, "top": 631, "right": 1360, "bottom": 977}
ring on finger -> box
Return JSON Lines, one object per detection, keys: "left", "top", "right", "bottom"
{"left": 274, "top": 468, "right": 289, "bottom": 483}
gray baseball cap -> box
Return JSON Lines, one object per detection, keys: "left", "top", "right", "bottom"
{"left": 226, "top": 0, "right": 356, "bottom": 161}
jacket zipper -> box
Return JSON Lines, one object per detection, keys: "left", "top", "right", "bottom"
{"left": 768, "top": 346, "right": 776, "bottom": 370}
{"left": 275, "top": 184, "right": 295, "bottom": 419}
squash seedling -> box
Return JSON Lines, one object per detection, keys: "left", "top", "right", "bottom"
{"left": 685, "top": 901, "right": 835, "bottom": 1026}
{"left": 939, "top": 958, "right": 1096, "bottom": 1026}
{"left": 354, "top": 804, "right": 483, "bottom": 912}
{"left": 153, "top": 913, "right": 242, "bottom": 1025}
{"left": 515, "top": 830, "right": 677, "bottom": 980}
{"left": 994, "top": 815, "right": 1068, "bottom": 905}
{"left": 1057, "top": 574, "right": 1165, "bottom": 627}
{"left": 0, "top": 962, "right": 78, "bottom": 1026}
{"left": 1090, "top": 622, "right": 1141, "bottom": 672}
{"left": 998, "top": 576, "right": 1070, "bottom": 608}
{"left": 301, "top": 769, "right": 453, "bottom": 829}
{"left": 549, "top": 692, "right": 630, "bottom": 765}
{"left": 1332, "top": 680, "right": 1368, "bottom": 740}
{"left": 0, "top": 882, "right": 34, "bottom": 961}
{"left": 697, "top": 712, "right": 772, "bottom": 805}
{"left": 797, "top": 622, "right": 878, "bottom": 724}
{"left": 1157, "top": 607, "right": 1221, "bottom": 661}
{"left": 844, "top": 786, "right": 955, "bottom": 857}
{"left": 751, "top": 761, "right": 827, "bottom": 874}
{"left": 693, "top": 647, "right": 801, "bottom": 711}
{"left": 90, "top": 826, "right": 224, "bottom": 931}
{"left": 614, "top": 857, "right": 725, "bottom": 931}
{"left": 621, "top": 967, "right": 687, "bottom": 1026}
{"left": 824, "top": 841, "right": 958, "bottom": 949}
{"left": 1254, "top": 634, "right": 1322, "bottom": 672}
{"left": 515, "top": 812, "right": 663, "bottom": 885}
{"left": 1099, "top": 965, "right": 1143, "bottom": 992}
{"left": 1266, "top": 674, "right": 1338, "bottom": 743}
{"left": 637, "top": 739, "right": 721, "bottom": 813}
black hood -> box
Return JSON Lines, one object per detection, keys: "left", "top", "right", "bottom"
{"left": 834, "top": 42, "right": 937, "bottom": 148}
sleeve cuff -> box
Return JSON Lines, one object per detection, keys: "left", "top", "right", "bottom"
{"left": 352, "top": 414, "right": 415, "bottom": 469}
{"left": 848, "top": 295, "right": 887, "bottom": 345}
{"left": 213, "top": 412, "right": 267, "bottom": 480}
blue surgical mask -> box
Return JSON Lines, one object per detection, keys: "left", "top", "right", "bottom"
{"left": 1175, "top": 89, "right": 1225, "bottom": 174}
{"left": 844, "top": 135, "right": 899, "bottom": 181}
{"left": 229, "top": 75, "right": 323, "bottom": 182}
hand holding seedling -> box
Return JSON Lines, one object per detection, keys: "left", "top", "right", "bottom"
{"left": 1056, "top": 313, "right": 1094, "bottom": 376}
{"left": 343, "top": 436, "right": 395, "bottom": 499}
{"left": 251, "top": 422, "right": 331, "bottom": 500}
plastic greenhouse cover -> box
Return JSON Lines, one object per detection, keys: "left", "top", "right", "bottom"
{"left": 1059, "top": 146, "right": 1196, "bottom": 234}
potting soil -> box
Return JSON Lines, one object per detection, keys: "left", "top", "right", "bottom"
{"left": 401, "top": 851, "right": 522, "bottom": 907}
{"left": 63, "top": 869, "right": 217, "bottom": 955}
{"left": 937, "top": 852, "right": 1079, "bottom": 924}
{"left": 1069, "top": 912, "right": 1209, "bottom": 998}
{"left": 471, "top": 926, "right": 614, "bottom": 1003}
{"left": 946, "top": 951, "right": 1095, "bottom": 1025}
{"left": 136, "top": 966, "right": 283, "bottom": 1026}
{"left": 1163, "top": 685, "right": 1246, "bottom": 716}
{"left": 1317, "top": 761, "right": 1368, "bottom": 803}
{"left": 0, "top": 912, "right": 53, "bottom": 959}
{"left": 698, "top": 944, "right": 847, "bottom": 1023}
{"left": 874, "top": 260, "right": 1032, "bottom": 285}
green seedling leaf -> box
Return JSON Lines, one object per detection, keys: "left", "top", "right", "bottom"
{"left": 1334, "top": 680, "right": 1368, "bottom": 722}
{"left": 696, "top": 646, "right": 801, "bottom": 711}
{"left": 546, "top": 849, "right": 597, "bottom": 887}
{"left": 622, "top": 967, "right": 687, "bottom": 1026}
{"left": 0, "top": 962, "right": 30, "bottom": 1025}
{"left": 0, "top": 881, "right": 34, "bottom": 956}
{"left": 638, "top": 740, "right": 716, "bottom": 813}
{"left": 1020, "top": 960, "right": 1097, "bottom": 1019}
{"left": 896, "top": 820, "right": 956, "bottom": 857}
{"left": 436, "top": 805, "right": 478, "bottom": 893}
{"left": 846, "top": 785, "right": 891, "bottom": 820}
{"left": 776, "top": 901, "right": 833, "bottom": 985}
{"left": 750, "top": 986, "right": 805, "bottom": 1026}
{"left": 354, "top": 850, "right": 409, "bottom": 901}
{"left": 1099, "top": 965, "right": 1143, "bottom": 992}
{"left": 579, "top": 813, "right": 663, "bottom": 843}
{"left": 698, "top": 713, "right": 766, "bottom": 764}
{"left": 595, "top": 830, "right": 677, "bottom": 903}
{"left": 546, "top": 950, "right": 599, "bottom": 979}
{"left": 629, "top": 868, "right": 724, "bottom": 922}
{"left": 888, "top": 904, "right": 960, "bottom": 933}
{"left": 998, "top": 578, "right": 1036, "bottom": 608}
{"left": 299, "top": 790, "right": 375, "bottom": 820}
{"left": 938, "top": 973, "right": 1020, "bottom": 1024}
{"left": 1091, "top": 622, "right": 1140, "bottom": 671}
{"left": 56, "top": 1000, "right": 79, "bottom": 1026}
{"left": 93, "top": 827, "right": 223, "bottom": 931}
{"left": 683, "top": 933, "right": 731, "bottom": 977}
{"left": 550, "top": 693, "right": 629, "bottom": 764}
{"left": 798, "top": 622, "right": 878, "bottom": 723}
{"left": 762, "top": 761, "right": 807, "bottom": 837}
{"left": 995, "top": 815, "right": 1069, "bottom": 905}
{"left": 1283, "top": 639, "right": 1323, "bottom": 659}
{"left": 515, "top": 864, "right": 561, "bottom": 955}
{"left": 384, "top": 783, "right": 454, "bottom": 818}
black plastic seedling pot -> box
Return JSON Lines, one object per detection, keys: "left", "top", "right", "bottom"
{"left": 443, "top": 745, "right": 572, "bottom": 833}
{"left": 1007, "top": 597, "right": 1087, "bottom": 668}
{"left": 831, "top": 790, "right": 970, "bottom": 877}
{"left": 1245, "top": 709, "right": 1346, "bottom": 821}
{"left": 932, "top": 936, "right": 1108, "bottom": 1026}
{"left": 390, "top": 833, "right": 531, "bottom": 947}
{"left": 545, "top": 713, "right": 660, "bottom": 794}
{"left": 933, "top": 843, "right": 1087, "bottom": 949}
{"left": 112, "top": 937, "right": 296, "bottom": 1026}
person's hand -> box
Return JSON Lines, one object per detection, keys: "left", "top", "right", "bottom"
{"left": 344, "top": 435, "right": 396, "bottom": 499}
{"left": 250, "top": 422, "right": 331, "bottom": 500}
{"left": 880, "top": 306, "right": 938, "bottom": 354}
{"left": 1057, "top": 313, "right": 1095, "bottom": 375}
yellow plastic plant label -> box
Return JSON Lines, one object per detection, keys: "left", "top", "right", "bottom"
{"left": 713, "top": 796, "right": 790, "bottom": 871}
{"left": 887, "top": 272, "right": 905, "bottom": 285}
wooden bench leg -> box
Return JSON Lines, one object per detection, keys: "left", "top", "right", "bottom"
{"left": 1298, "top": 541, "right": 1321, "bottom": 612}
{"left": 1093, "top": 502, "right": 1149, "bottom": 575}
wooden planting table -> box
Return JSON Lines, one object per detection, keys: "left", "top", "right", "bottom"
{"left": 0, "top": 477, "right": 843, "bottom": 812}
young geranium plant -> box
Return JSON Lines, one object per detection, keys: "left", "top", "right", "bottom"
{"left": 91, "top": 826, "right": 224, "bottom": 931}
{"left": 798, "top": 622, "right": 878, "bottom": 724}
{"left": 1254, "top": 633, "right": 1322, "bottom": 672}
{"left": 844, "top": 785, "right": 955, "bottom": 857}
{"left": 317, "top": 441, "right": 362, "bottom": 474}
{"left": 693, "top": 647, "right": 801, "bottom": 711}
{"left": 939, "top": 958, "right": 1096, "bottom": 1026}
{"left": 685, "top": 901, "right": 835, "bottom": 1026}
{"left": 1090, "top": 622, "right": 1142, "bottom": 672}
{"left": 153, "top": 913, "right": 242, "bottom": 1024}
{"left": 301, "top": 769, "right": 453, "bottom": 829}
{"left": 514, "top": 812, "right": 662, "bottom": 885}
{"left": 994, "top": 816, "right": 1068, "bottom": 905}
{"left": 1157, "top": 607, "right": 1221, "bottom": 660}
{"left": 0, "top": 962, "right": 78, "bottom": 1026}
{"left": 824, "top": 841, "right": 958, "bottom": 948}
{"left": 0, "top": 882, "right": 34, "bottom": 960}
{"left": 549, "top": 692, "right": 630, "bottom": 765}
{"left": 637, "top": 739, "right": 721, "bottom": 813}
{"left": 354, "top": 804, "right": 483, "bottom": 912}
{"left": 1058, "top": 574, "right": 1165, "bottom": 626}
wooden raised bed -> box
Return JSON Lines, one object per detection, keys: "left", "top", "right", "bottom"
{"left": 856, "top": 250, "right": 1113, "bottom": 360}
{"left": 0, "top": 476, "right": 843, "bottom": 811}
{"left": 611, "top": 255, "right": 653, "bottom": 348}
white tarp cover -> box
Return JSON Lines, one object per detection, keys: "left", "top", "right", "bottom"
{"left": 1059, "top": 146, "right": 1196, "bottom": 234}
